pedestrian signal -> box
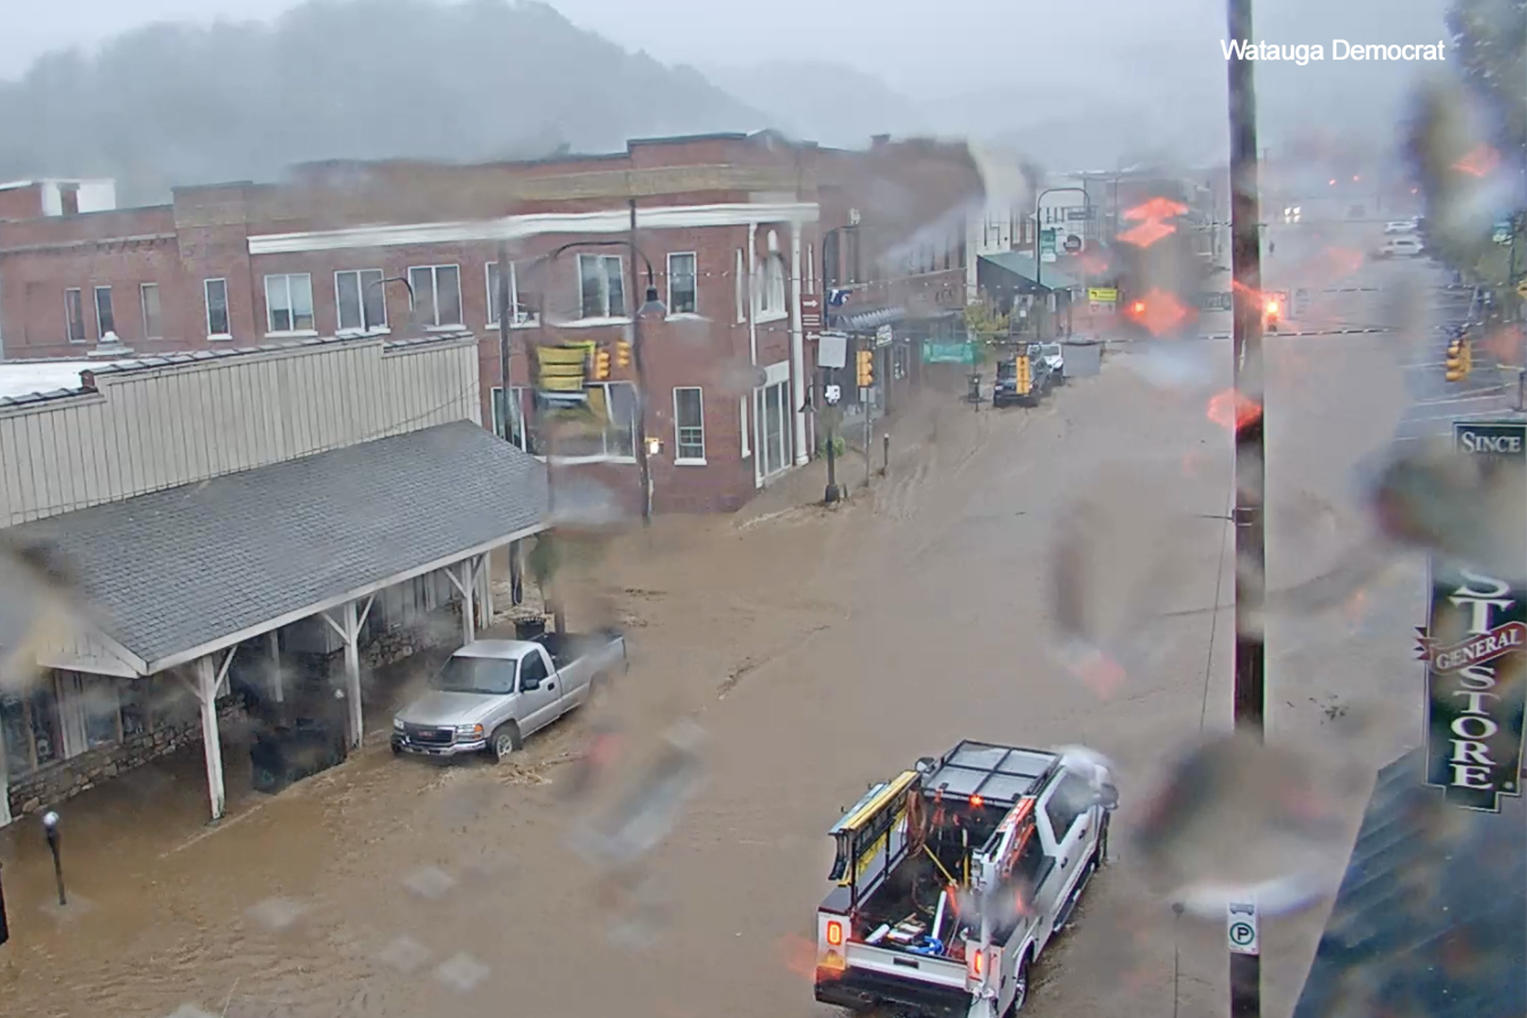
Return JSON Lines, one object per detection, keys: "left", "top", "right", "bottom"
{"left": 856, "top": 349, "right": 875, "bottom": 387}
{"left": 593, "top": 349, "right": 612, "bottom": 380}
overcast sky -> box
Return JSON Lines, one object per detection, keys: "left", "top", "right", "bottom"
{"left": 2, "top": 0, "right": 1449, "bottom": 88}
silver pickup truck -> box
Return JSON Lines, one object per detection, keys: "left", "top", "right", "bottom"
{"left": 391, "top": 631, "right": 627, "bottom": 762}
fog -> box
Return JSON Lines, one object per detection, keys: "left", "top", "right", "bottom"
{"left": 0, "top": 0, "right": 1453, "bottom": 200}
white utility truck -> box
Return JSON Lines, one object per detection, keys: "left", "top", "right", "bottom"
{"left": 814, "top": 741, "right": 1116, "bottom": 1017}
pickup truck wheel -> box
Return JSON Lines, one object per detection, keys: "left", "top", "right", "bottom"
{"left": 489, "top": 723, "right": 522, "bottom": 762}
{"left": 1007, "top": 953, "right": 1030, "bottom": 1014}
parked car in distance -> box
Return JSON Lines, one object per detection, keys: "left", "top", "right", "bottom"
{"left": 1377, "top": 236, "right": 1424, "bottom": 259}
{"left": 1383, "top": 219, "right": 1419, "bottom": 235}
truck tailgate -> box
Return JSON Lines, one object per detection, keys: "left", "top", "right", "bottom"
{"left": 845, "top": 942, "right": 966, "bottom": 989}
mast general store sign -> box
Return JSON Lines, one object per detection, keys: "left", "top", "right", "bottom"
{"left": 1421, "top": 422, "right": 1527, "bottom": 812}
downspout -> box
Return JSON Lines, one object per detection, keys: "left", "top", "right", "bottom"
{"left": 747, "top": 221, "right": 761, "bottom": 488}
{"left": 789, "top": 221, "right": 808, "bottom": 465}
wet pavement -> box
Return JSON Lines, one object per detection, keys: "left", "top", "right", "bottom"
{"left": 0, "top": 228, "right": 1466, "bottom": 1018}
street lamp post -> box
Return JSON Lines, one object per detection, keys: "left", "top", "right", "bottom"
{"left": 518, "top": 233, "right": 666, "bottom": 526}
{"left": 627, "top": 198, "right": 667, "bottom": 527}
{"left": 1032, "top": 187, "right": 1091, "bottom": 340}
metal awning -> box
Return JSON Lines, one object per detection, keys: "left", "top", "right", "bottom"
{"left": 1292, "top": 748, "right": 1525, "bottom": 1018}
{"left": 4, "top": 421, "right": 549, "bottom": 675}
{"left": 830, "top": 306, "right": 908, "bottom": 333}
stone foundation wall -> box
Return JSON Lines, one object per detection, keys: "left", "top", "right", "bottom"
{"left": 5, "top": 697, "right": 246, "bottom": 820}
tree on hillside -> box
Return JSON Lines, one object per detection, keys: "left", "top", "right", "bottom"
{"left": 0, "top": 0, "right": 762, "bottom": 205}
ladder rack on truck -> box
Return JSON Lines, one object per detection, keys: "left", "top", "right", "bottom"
{"left": 814, "top": 740, "right": 1116, "bottom": 1018}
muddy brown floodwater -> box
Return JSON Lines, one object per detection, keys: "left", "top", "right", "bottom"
{"left": 0, "top": 309, "right": 1427, "bottom": 1018}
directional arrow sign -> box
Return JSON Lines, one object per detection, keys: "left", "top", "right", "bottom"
{"left": 1227, "top": 901, "right": 1259, "bottom": 956}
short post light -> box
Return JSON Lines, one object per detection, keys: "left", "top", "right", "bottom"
{"left": 42, "top": 810, "right": 65, "bottom": 906}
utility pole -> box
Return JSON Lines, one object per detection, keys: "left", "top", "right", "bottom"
{"left": 496, "top": 240, "right": 513, "bottom": 443}
{"left": 1227, "top": 0, "right": 1265, "bottom": 1013}
{"left": 628, "top": 198, "right": 654, "bottom": 526}
{"left": 823, "top": 366, "right": 841, "bottom": 503}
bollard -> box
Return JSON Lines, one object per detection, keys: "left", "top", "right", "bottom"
{"left": 882, "top": 433, "right": 890, "bottom": 476}
{"left": 0, "top": 861, "right": 9, "bottom": 945}
{"left": 42, "top": 810, "right": 65, "bottom": 906}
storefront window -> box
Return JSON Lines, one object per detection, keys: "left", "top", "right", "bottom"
{"left": 120, "top": 679, "right": 153, "bottom": 738}
{"left": 29, "top": 681, "right": 61, "bottom": 767}
{"left": 1, "top": 691, "right": 33, "bottom": 774}
{"left": 82, "top": 675, "right": 122, "bottom": 749}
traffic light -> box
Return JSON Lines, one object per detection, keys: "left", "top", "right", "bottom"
{"left": 1263, "top": 295, "right": 1281, "bottom": 332}
{"left": 614, "top": 340, "right": 632, "bottom": 368}
{"left": 1445, "top": 338, "right": 1471, "bottom": 382}
{"left": 856, "top": 349, "right": 875, "bottom": 388}
{"left": 592, "top": 348, "right": 611, "bottom": 380}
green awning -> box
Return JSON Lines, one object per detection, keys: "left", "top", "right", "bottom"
{"left": 979, "top": 251, "right": 1082, "bottom": 291}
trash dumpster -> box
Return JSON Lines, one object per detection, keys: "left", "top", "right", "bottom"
{"left": 515, "top": 616, "right": 549, "bottom": 640}
{"left": 251, "top": 718, "right": 347, "bottom": 794}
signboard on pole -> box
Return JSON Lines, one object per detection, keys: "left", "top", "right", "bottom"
{"left": 921, "top": 341, "right": 977, "bottom": 365}
{"left": 802, "top": 295, "right": 822, "bottom": 330}
{"left": 1040, "top": 229, "right": 1057, "bottom": 263}
{"left": 875, "top": 324, "right": 894, "bottom": 348}
{"left": 1087, "top": 287, "right": 1118, "bottom": 303}
{"left": 1420, "top": 420, "right": 1527, "bottom": 812}
{"left": 1194, "top": 291, "right": 1233, "bottom": 313}
{"left": 1227, "top": 901, "right": 1259, "bottom": 956}
{"left": 818, "top": 331, "right": 849, "bottom": 370}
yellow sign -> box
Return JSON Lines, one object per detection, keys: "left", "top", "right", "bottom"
{"left": 1087, "top": 287, "right": 1118, "bottom": 302}
{"left": 535, "top": 343, "right": 593, "bottom": 392}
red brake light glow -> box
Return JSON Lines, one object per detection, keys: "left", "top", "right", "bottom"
{"left": 969, "top": 948, "right": 985, "bottom": 980}
{"left": 826, "top": 920, "right": 844, "bottom": 947}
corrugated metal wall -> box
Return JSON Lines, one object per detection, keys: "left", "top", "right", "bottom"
{"left": 0, "top": 336, "right": 480, "bottom": 525}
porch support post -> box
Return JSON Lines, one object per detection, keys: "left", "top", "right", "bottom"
{"left": 268, "top": 629, "right": 284, "bottom": 703}
{"left": 195, "top": 655, "right": 227, "bottom": 821}
{"left": 342, "top": 600, "right": 363, "bottom": 749}
{"left": 446, "top": 559, "right": 477, "bottom": 645}
{"left": 479, "top": 553, "right": 494, "bottom": 630}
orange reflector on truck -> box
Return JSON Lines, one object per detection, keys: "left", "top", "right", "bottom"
{"left": 969, "top": 795, "right": 983, "bottom": 809}
{"left": 826, "top": 920, "right": 844, "bottom": 947}
{"left": 968, "top": 947, "right": 985, "bottom": 981}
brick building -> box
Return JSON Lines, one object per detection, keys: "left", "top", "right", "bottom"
{"left": 0, "top": 132, "right": 987, "bottom": 513}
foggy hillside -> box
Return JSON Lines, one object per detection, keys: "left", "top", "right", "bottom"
{"left": 0, "top": 0, "right": 766, "bottom": 205}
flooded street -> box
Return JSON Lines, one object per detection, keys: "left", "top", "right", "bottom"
{"left": 0, "top": 278, "right": 1434, "bottom": 1018}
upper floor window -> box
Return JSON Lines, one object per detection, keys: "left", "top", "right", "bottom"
{"left": 667, "top": 252, "right": 697, "bottom": 315}
{"left": 335, "top": 269, "right": 386, "bottom": 333}
{"left": 140, "top": 283, "right": 163, "bottom": 339}
{"left": 578, "top": 254, "right": 625, "bottom": 319}
{"left": 94, "top": 286, "right": 115, "bottom": 339}
{"left": 408, "top": 265, "right": 463, "bottom": 328}
{"left": 264, "top": 273, "right": 314, "bottom": 334}
{"left": 758, "top": 255, "right": 786, "bottom": 318}
{"left": 205, "top": 278, "right": 231, "bottom": 338}
{"left": 64, "top": 288, "right": 86, "bottom": 343}
{"left": 486, "top": 261, "right": 535, "bottom": 327}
